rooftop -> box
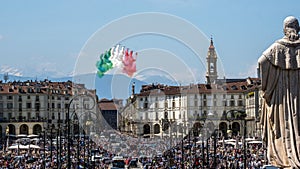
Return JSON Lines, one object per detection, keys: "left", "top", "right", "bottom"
{"left": 0, "top": 79, "right": 94, "bottom": 95}
{"left": 137, "top": 77, "right": 261, "bottom": 96}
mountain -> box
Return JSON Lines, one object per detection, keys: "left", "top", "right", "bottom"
{"left": 0, "top": 73, "right": 179, "bottom": 100}
{"left": 136, "top": 74, "right": 179, "bottom": 86}
{"left": 74, "top": 73, "right": 179, "bottom": 99}
{"left": 73, "top": 73, "right": 147, "bottom": 100}
{"left": 0, "top": 74, "right": 72, "bottom": 82}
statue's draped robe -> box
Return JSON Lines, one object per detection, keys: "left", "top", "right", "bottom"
{"left": 259, "top": 39, "right": 300, "bottom": 169}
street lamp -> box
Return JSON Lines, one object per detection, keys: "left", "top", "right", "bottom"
{"left": 66, "top": 93, "right": 96, "bottom": 169}
{"left": 72, "top": 113, "right": 81, "bottom": 168}
{"left": 201, "top": 111, "right": 220, "bottom": 169}
{"left": 85, "top": 117, "right": 93, "bottom": 168}
{"left": 48, "top": 123, "right": 55, "bottom": 162}
{"left": 5, "top": 126, "right": 9, "bottom": 153}
{"left": 57, "top": 113, "right": 62, "bottom": 168}
{"left": 43, "top": 123, "right": 55, "bottom": 166}
{"left": 197, "top": 113, "right": 207, "bottom": 169}
{"left": 212, "top": 129, "right": 218, "bottom": 169}
{"left": 198, "top": 132, "right": 205, "bottom": 169}
{"left": 43, "top": 130, "right": 46, "bottom": 169}
{"left": 39, "top": 130, "right": 46, "bottom": 169}
{"left": 226, "top": 109, "right": 247, "bottom": 169}
{"left": 74, "top": 110, "right": 97, "bottom": 169}
{"left": 56, "top": 128, "right": 59, "bottom": 167}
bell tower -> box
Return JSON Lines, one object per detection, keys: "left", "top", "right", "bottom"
{"left": 206, "top": 37, "right": 218, "bottom": 84}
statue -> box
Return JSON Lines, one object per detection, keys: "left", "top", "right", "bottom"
{"left": 258, "top": 16, "right": 300, "bottom": 169}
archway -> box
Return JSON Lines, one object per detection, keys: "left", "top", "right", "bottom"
{"left": 32, "top": 124, "right": 42, "bottom": 135}
{"left": 8, "top": 124, "right": 16, "bottom": 135}
{"left": 143, "top": 124, "right": 151, "bottom": 136}
{"left": 232, "top": 122, "right": 240, "bottom": 136}
{"left": 19, "top": 124, "right": 29, "bottom": 135}
{"left": 154, "top": 124, "right": 160, "bottom": 134}
{"left": 219, "top": 122, "right": 227, "bottom": 138}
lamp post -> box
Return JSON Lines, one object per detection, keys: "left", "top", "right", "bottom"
{"left": 206, "top": 112, "right": 215, "bottom": 168}
{"left": 5, "top": 126, "right": 9, "bottom": 154}
{"left": 193, "top": 128, "right": 197, "bottom": 168}
{"left": 206, "top": 129, "right": 209, "bottom": 168}
{"left": 57, "top": 113, "right": 62, "bottom": 168}
{"left": 212, "top": 129, "right": 217, "bottom": 169}
{"left": 66, "top": 93, "right": 96, "bottom": 169}
{"left": 84, "top": 112, "right": 93, "bottom": 168}
{"left": 193, "top": 120, "right": 201, "bottom": 166}
{"left": 40, "top": 130, "right": 46, "bottom": 169}
{"left": 226, "top": 109, "right": 247, "bottom": 169}
{"left": 201, "top": 133, "right": 205, "bottom": 169}
{"left": 43, "top": 130, "right": 46, "bottom": 169}
{"left": 68, "top": 109, "right": 83, "bottom": 168}
{"left": 181, "top": 138, "right": 184, "bottom": 169}
{"left": 49, "top": 124, "right": 55, "bottom": 162}
{"left": 77, "top": 127, "right": 80, "bottom": 168}
{"left": 161, "top": 114, "right": 175, "bottom": 167}
{"left": 66, "top": 98, "right": 80, "bottom": 169}
{"left": 56, "top": 128, "right": 59, "bottom": 167}
{"left": 75, "top": 111, "right": 96, "bottom": 169}
{"left": 66, "top": 102, "right": 73, "bottom": 169}
{"left": 73, "top": 113, "right": 80, "bottom": 168}
{"left": 199, "top": 116, "right": 206, "bottom": 169}
{"left": 44, "top": 123, "right": 54, "bottom": 165}
{"left": 243, "top": 118, "right": 247, "bottom": 169}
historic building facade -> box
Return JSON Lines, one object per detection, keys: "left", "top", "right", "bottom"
{"left": 0, "top": 80, "right": 97, "bottom": 139}
{"left": 119, "top": 39, "right": 262, "bottom": 139}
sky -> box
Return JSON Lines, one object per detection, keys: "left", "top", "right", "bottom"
{"left": 0, "top": 0, "right": 300, "bottom": 82}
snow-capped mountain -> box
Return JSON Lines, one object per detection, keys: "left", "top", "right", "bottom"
{"left": 0, "top": 65, "right": 23, "bottom": 77}
{"left": 0, "top": 71, "right": 185, "bottom": 100}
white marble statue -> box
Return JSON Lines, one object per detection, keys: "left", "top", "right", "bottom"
{"left": 259, "top": 16, "right": 300, "bottom": 169}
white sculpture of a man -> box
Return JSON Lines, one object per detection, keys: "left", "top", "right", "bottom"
{"left": 259, "top": 16, "right": 300, "bottom": 169}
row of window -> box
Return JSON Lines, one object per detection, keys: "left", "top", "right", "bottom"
{"left": 0, "top": 102, "right": 70, "bottom": 110}
{"left": 0, "top": 95, "right": 70, "bottom": 101}
{"left": 141, "top": 99, "right": 244, "bottom": 109}
{"left": 139, "top": 94, "right": 244, "bottom": 102}
{"left": 6, "top": 111, "right": 67, "bottom": 120}
{"left": 142, "top": 111, "right": 184, "bottom": 121}
{"left": 140, "top": 109, "right": 237, "bottom": 121}
{"left": 7, "top": 112, "right": 40, "bottom": 120}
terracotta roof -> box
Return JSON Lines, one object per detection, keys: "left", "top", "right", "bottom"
{"left": 98, "top": 100, "right": 118, "bottom": 111}
{"left": 0, "top": 80, "right": 92, "bottom": 95}
{"left": 136, "top": 78, "right": 261, "bottom": 96}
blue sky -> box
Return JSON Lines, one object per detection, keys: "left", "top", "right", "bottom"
{"left": 0, "top": 0, "right": 299, "bottom": 81}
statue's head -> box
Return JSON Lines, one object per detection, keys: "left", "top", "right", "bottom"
{"left": 283, "top": 16, "right": 300, "bottom": 42}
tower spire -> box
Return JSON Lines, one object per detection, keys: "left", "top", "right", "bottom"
{"left": 206, "top": 36, "right": 218, "bottom": 84}
{"left": 209, "top": 36, "right": 215, "bottom": 49}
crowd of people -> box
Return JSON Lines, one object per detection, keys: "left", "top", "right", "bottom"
{"left": 0, "top": 131, "right": 268, "bottom": 169}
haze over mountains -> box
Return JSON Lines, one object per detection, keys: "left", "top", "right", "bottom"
{"left": 0, "top": 73, "right": 178, "bottom": 100}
